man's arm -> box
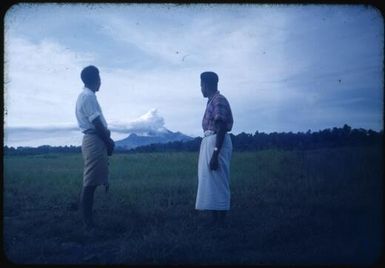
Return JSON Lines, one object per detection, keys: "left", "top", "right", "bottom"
{"left": 91, "top": 116, "right": 114, "bottom": 155}
{"left": 209, "top": 120, "right": 227, "bottom": 170}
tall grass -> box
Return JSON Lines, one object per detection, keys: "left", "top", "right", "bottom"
{"left": 3, "top": 146, "right": 383, "bottom": 265}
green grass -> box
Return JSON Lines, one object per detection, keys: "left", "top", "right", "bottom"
{"left": 3, "top": 147, "right": 383, "bottom": 265}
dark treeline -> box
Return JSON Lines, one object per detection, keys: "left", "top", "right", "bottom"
{"left": 129, "top": 124, "right": 383, "bottom": 153}
{"left": 4, "top": 145, "right": 81, "bottom": 156}
{"left": 3, "top": 125, "right": 383, "bottom": 156}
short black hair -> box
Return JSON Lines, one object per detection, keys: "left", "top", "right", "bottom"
{"left": 200, "top": 71, "right": 219, "bottom": 84}
{"left": 81, "top": 65, "right": 99, "bottom": 86}
{"left": 200, "top": 71, "right": 219, "bottom": 91}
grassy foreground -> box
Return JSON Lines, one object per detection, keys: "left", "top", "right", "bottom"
{"left": 3, "top": 146, "right": 383, "bottom": 265}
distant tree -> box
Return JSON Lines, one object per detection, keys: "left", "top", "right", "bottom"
{"left": 4, "top": 124, "right": 382, "bottom": 155}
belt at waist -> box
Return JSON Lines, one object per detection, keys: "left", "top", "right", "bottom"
{"left": 83, "top": 129, "right": 98, "bottom": 135}
{"left": 204, "top": 130, "right": 216, "bottom": 137}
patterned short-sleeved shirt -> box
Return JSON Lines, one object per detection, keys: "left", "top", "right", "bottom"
{"left": 202, "top": 91, "right": 233, "bottom": 132}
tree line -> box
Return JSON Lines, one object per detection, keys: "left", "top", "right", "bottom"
{"left": 129, "top": 124, "right": 383, "bottom": 153}
{"left": 4, "top": 125, "right": 383, "bottom": 156}
{"left": 4, "top": 145, "right": 81, "bottom": 155}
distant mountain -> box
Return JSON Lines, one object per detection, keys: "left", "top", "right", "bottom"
{"left": 115, "top": 128, "right": 193, "bottom": 149}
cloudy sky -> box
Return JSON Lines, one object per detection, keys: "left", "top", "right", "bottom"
{"left": 3, "top": 3, "right": 383, "bottom": 147}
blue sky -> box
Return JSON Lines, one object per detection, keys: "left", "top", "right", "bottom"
{"left": 4, "top": 3, "right": 384, "bottom": 147}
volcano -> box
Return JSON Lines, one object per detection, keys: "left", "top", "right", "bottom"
{"left": 115, "top": 127, "right": 193, "bottom": 149}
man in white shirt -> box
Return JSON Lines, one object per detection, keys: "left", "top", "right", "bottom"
{"left": 75, "top": 65, "right": 114, "bottom": 230}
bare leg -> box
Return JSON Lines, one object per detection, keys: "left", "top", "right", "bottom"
{"left": 80, "top": 185, "right": 97, "bottom": 229}
{"left": 212, "top": 210, "right": 227, "bottom": 226}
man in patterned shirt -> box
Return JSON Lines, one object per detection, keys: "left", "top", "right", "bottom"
{"left": 195, "top": 71, "right": 233, "bottom": 227}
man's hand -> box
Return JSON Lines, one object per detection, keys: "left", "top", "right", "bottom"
{"left": 107, "top": 138, "right": 115, "bottom": 156}
{"left": 210, "top": 120, "right": 226, "bottom": 171}
{"left": 92, "top": 117, "right": 114, "bottom": 155}
{"left": 209, "top": 151, "right": 219, "bottom": 170}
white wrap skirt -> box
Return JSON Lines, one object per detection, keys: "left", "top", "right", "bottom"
{"left": 195, "top": 132, "right": 233, "bottom": 211}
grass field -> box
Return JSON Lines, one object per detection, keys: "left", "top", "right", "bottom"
{"left": 3, "top": 146, "right": 384, "bottom": 265}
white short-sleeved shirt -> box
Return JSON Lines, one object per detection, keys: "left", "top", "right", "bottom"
{"left": 76, "top": 87, "right": 108, "bottom": 132}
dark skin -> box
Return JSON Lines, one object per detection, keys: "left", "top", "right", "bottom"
{"left": 201, "top": 79, "right": 228, "bottom": 225}
{"left": 85, "top": 74, "right": 115, "bottom": 157}
{"left": 85, "top": 72, "right": 114, "bottom": 194}
{"left": 92, "top": 117, "right": 114, "bottom": 157}
{"left": 209, "top": 120, "right": 226, "bottom": 170}
{"left": 201, "top": 80, "right": 227, "bottom": 171}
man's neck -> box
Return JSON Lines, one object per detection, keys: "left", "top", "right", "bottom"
{"left": 85, "top": 85, "right": 97, "bottom": 93}
{"left": 207, "top": 90, "right": 218, "bottom": 99}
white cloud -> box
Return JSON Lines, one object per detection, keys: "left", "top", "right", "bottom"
{"left": 4, "top": 36, "right": 95, "bottom": 127}
{"left": 5, "top": 109, "right": 172, "bottom": 147}
{"left": 3, "top": 4, "right": 383, "bottom": 147}
{"left": 4, "top": 126, "right": 82, "bottom": 147}
{"left": 109, "top": 108, "right": 166, "bottom": 134}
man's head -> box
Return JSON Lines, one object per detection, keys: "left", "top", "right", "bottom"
{"left": 200, "top": 71, "right": 218, "bottom": 98}
{"left": 81, "top": 65, "right": 101, "bottom": 92}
